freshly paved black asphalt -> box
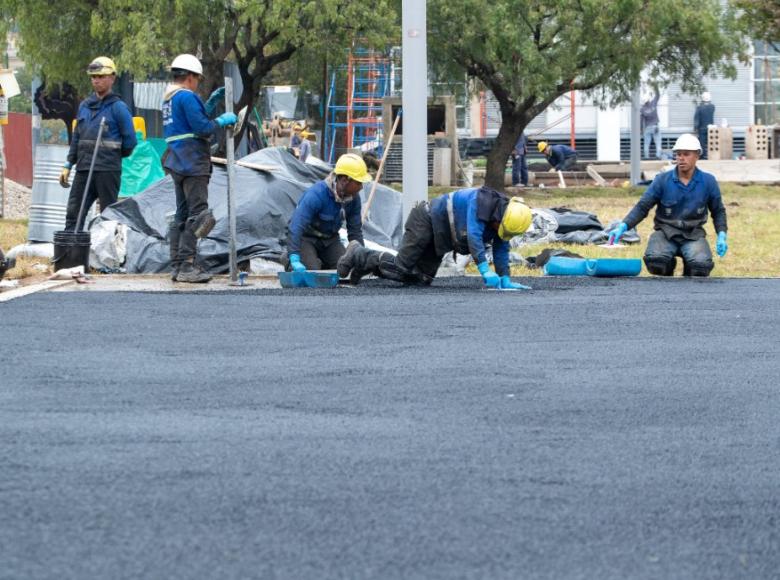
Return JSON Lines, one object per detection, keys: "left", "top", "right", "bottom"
{"left": 1, "top": 277, "right": 779, "bottom": 579}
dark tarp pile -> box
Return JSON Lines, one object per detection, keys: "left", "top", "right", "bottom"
{"left": 96, "top": 148, "right": 403, "bottom": 274}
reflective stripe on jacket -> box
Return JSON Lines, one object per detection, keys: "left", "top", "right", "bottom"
{"left": 162, "top": 86, "right": 219, "bottom": 176}
{"left": 67, "top": 93, "right": 137, "bottom": 172}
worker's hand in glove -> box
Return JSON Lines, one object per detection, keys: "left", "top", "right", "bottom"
{"left": 59, "top": 163, "right": 72, "bottom": 188}
{"left": 289, "top": 253, "right": 306, "bottom": 273}
{"left": 204, "top": 87, "right": 225, "bottom": 116}
{"left": 607, "top": 222, "right": 628, "bottom": 245}
{"left": 499, "top": 275, "right": 531, "bottom": 291}
{"left": 716, "top": 231, "right": 728, "bottom": 257}
{"left": 477, "top": 261, "right": 500, "bottom": 288}
{"left": 215, "top": 112, "right": 238, "bottom": 127}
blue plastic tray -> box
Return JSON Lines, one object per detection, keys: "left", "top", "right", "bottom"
{"left": 544, "top": 256, "right": 642, "bottom": 277}
{"left": 278, "top": 270, "right": 340, "bottom": 288}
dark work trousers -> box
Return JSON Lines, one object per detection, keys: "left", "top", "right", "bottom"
{"left": 170, "top": 172, "right": 210, "bottom": 263}
{"left": 354, "top": 203, "right": 442, "bottom": 285}
{"left": 511, "top": 154, "right": 528, "bottom": 186}
{"left": 65, "top": 170, "right": 121, "bottom": 231}
{"left": 698, "top": 129, "right": 709, "bottom": 160}
{"left": 288, "top": 234, "right": 346, "bottom": 270}
{"left": 557, "top": 155, "right": 577, "bottom": 171}
{"left": 644, "top": 230, "right": 714, "bottom": 277}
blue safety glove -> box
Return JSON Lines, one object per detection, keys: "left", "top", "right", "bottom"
{"left": 607, "top": 222, "right": 628, "bottom": 245}
{"left": 716, "top": 231, "right": 728, "bottom": 258}
{"left": 289, "top": 253, "right": 306, "bottom": 273}
{"left": 477, "top": 261, "right": 500, "bottom": 289}
{"left": 499, "top": 275, "right": 531, "bottom": 291}
{"left": 215, "top": 112, "right": 238, "bottom": 127}
{"left": 204, "top": 87, "right": 225, "bottom": 116}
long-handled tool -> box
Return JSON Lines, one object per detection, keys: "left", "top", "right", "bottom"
{"left": 224, "top": 71, "right": 239, "bottom": 285}
{"left": 74, "top": 116, "right": 106, "bottom": 232}
{"left": 361, "top": 110, "right": 402, "bottom": 222}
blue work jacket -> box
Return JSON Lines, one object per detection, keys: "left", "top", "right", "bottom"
{"left": 67, "top": 93, "right": 136, "bottom": 172}
{"left": 694, "top": 103, "right": 715, "bottom": 132}
{"left": 287, "top": 179, "right": 364, "bottom": 254}
{"left": 623, "top": 167, "right": 727, "bottom": 240}
{"left": 430, "top": 188, "right": 510, "bottom": 276}
{"left": 546, "top": 145, "right": 577, "bottom": 170}
{"left": 162, "top": 86, "right": 219, "bottom": 176}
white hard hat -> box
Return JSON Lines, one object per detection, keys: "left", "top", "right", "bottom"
{"left": 701, "top": 91, "right": 711, "bottom": 102}
{"left": 672, "top": 133, "right": 702, "bottom": 153}
{"left": 170, "top": 54, "right": 203, "bottom": 76}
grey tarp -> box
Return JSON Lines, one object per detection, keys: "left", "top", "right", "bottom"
{"left": 96, "top": 148, "right": 403, "bottom": 273}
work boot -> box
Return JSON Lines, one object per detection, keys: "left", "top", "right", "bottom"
{"left": 175, "top": 261, "right": 212, "bottom": 283}
{"left": 192, "top": 209, "right": 216, "bottom": 239}
{"left": 337, "top": 240, "right": 365, "bottom": 279}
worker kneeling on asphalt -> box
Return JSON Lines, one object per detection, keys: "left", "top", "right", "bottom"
{"left": 162, "top": 54, "right": 237, "bottom": 283}
{"left": 607, "top": 133, "right": 728, "bottom": 277}
{"left": 60, "top": 57, "right": 137, "bottom": 231}
{"left": 285, "top": 153, "right": 371, "bottom": 272}
{"left": 337, "top": 187, "right": 532, "bottom": 289}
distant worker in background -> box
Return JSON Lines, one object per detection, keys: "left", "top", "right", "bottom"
{"left": 693, "top": 91, "right": 715, "bottom": 160}
{"left": 60, "top": 56, "right": 137, "bottom": 231}
{"left": 336, "top": 187, "right": 532, "bottom": 289}
{"left": 511, "top": 131, "right": 529, "bottom": 187}
{"left": 641, "top": 88, "right": 662, "bottom": 160}
{"left": 269, "top": 114, "right": 283, "bottom": 147}
{"left": 298, "top": 130, "right": 313, "bottom": 163}
{"left": 606, "top": 134, "right": 728, "bottom": 277}
{"left": 162, "top": 53, "right": 237, "bottom": 283}
{"left": 285, "top": 153, "right": 371, "bottom": 272}
{"left": 290, "top": 124, "right": 303, "bottom": 149}
{"left": 538, "top": 141, "right": 577, "bottom": 172}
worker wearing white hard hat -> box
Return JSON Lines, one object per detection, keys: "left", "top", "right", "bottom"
{"left": 162, "top": 54, "right": 238, "bottom": 283}
{"left": 606, "top": 133, "right": 728, "bottom": 277}
{"left": 694, "top": 91, "right": 715, "bottom": 159}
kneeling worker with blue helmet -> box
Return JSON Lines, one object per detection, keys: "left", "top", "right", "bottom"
{"left": 337, "top": 187, "right": 533, "bottom": 289}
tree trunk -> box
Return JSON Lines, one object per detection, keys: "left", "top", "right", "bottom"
{"left": 484, "top": 112, "right": 525, "bottom": 191}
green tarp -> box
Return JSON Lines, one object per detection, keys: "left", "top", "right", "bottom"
{"left": 119, "top": 134, "right": 166, "bottom": 197}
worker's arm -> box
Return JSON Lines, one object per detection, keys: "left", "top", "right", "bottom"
{"left": 623, "top": 175, "right": 663, "bottom": 230}
{"left": 465, "top": 195, "right": 489, "bottom": 264}
{"left": 115, "top": 102, "right": 138, "bottom": 158}
{"left": 491, "top": 236, "right": 511, "bottom": 277}
{"left": 344, "top": 197, "right": 365, "bottom": 245}
{"left": 182, "top": 92, "right": 219, "bottom": 138}
{"left": 287, "top": 190, "right": 321, "bottom": 255}
{"left": 693, "top": 107, "right": 700, "bottom": 132}
{"left": 66, "top": 105, "right": 83, "bottom": 167}
{"left": 708, "top": 179, "right": 728, "bottom": 235}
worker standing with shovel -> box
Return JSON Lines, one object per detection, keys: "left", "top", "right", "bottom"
{"left": 162, "top": 54, "right": 237, "bottom": 283}
{"left": 60, "top": 57, "right": 136, "bottom": 231}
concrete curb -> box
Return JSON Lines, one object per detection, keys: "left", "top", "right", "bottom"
{"left": 0, "top": 279, "right": 75, "bottom": 303}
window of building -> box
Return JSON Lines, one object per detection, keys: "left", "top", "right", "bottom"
{"left": 753, "top": 41, "right": 780, "bottom": 125}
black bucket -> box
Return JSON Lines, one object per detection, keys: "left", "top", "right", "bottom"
{"left": 52, "top": 230, "right": 91, "bottom": 272}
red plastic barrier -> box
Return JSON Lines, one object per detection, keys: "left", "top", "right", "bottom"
{"left": 2, "top": 112, "right": 33, "bottom": 187}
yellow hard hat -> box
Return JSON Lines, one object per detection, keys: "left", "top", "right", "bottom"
{"left": 300, "top": 130, "right": 315, "bottom": 140}
{"left": 334, "top": 153, "right": 372, "bottom": 183}
{"left": 498, "top": 197, "right": 533, "bottom": 241}
{"left": 537, "top": 141, "right": 548, "bottom": 154}
{"left": 87, "top": 56, "right": 117, "bottom": 76}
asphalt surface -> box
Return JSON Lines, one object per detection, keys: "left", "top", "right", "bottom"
{"left": 1, "top": 276, "right": 779, "bottom": 579}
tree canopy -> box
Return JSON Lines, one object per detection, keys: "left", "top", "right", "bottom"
{"left": 428, "top": 0, "right": 748, "bottom": 188}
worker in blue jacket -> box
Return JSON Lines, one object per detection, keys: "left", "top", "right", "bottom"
{"left": 337, "top": 187, "right": 533, "bottom": 289}
{"left": 285, "top": 153, "right": 371, "bottom": 272}
{"left": 538, "top": 141, "right": 577, "bottom": 171}
{"left": 693, "top": 91, "right": 715, "bottom": 159}
{"left": 607, "top": 133, "right": 728, "bottom": 277}
{"left": 162, "top": 53, "right": 237, "bottom": 283}
{"left": 59, "top": 57, "right": 137, "bottom": 231}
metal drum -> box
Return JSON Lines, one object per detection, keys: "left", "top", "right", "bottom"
{"left": 28, "top": 144, "right": 70, "bottom": 242}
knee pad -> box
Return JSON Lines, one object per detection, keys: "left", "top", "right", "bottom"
{"left": 684, "top": 259, "right": 714, "bottom": 277}
{"left": 188, "top": 209, "right": 216, "bottom": 239}
{"left": 644, "top": 255, "right": 676, "bottom": 276}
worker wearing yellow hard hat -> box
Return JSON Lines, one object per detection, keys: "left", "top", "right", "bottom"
{"left": 539, "top": 140, "right": 578, "bottom": 171}
{"left": 337, "top": 186, "right": 533, "bottom": 290}
{"left": 285, "top": 153, "right": 371, "bottom": 273}
{"left": 59, "top": 56, "right": 137, "bottom": 231}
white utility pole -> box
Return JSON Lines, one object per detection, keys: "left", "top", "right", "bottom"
{"left": 224, "top": 72, "right": 238, "bottom": 283}
{"left": 402, "top": 0, "right": 428, "bottom": 222}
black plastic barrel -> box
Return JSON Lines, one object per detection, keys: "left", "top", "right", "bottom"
{"left": 52, "top": 230, "right": 91, "bottom": 272}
